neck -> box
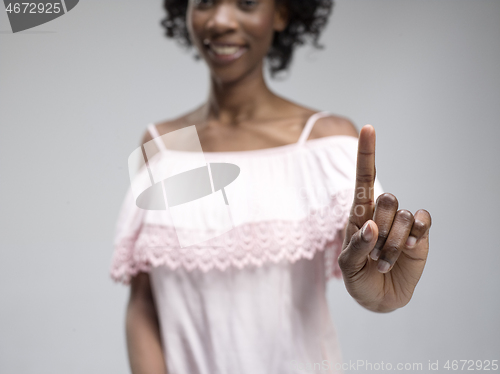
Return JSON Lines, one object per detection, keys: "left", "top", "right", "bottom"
{"left": 201, "top": 62, "right": 277, "bottom": 126}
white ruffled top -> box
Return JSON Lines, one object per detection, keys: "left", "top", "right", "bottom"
{"left": 110, "top": 111, "right": 383, "bottom": 374}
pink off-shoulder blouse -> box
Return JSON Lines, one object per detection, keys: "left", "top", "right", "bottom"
{"left": 110, "top": 111, "right": 383, "bottom": 374}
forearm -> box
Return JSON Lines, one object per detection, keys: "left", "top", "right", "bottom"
{"left": 126, "top": 297, "right": 168, "bottom": 374}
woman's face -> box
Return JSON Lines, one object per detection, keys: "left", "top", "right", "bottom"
{"left": 186, "top": 0, "right": 287, "bottom": 83}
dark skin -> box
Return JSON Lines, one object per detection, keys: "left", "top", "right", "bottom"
{"left": 338, "top": 125, "right": 432, "bottom": 313}
{"left": 127, "top": 0, "right": 432, "bottom": 372}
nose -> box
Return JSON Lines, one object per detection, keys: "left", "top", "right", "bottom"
{"left": 207, "top": 3, "right": 238, "bottom": 34}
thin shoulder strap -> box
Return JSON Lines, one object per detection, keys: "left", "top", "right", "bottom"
{"left": 297, "top": 110, "right": 332, "bottom": 146}
{"left": 147, "top": 123, "right": 167, "bottom": 152}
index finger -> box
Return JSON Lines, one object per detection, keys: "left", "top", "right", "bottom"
{"left": 351, "top": 125, "right": 376, "bottom": 225}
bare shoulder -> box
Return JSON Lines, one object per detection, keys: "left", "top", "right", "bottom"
{"left": 139, "top": 111, "right": 195, "bottom": 146}
{"left": 308, "top": 114, "right": 359, "bottom": 139}
{"left": 277, "top": 100, "right": 358, "bottom": 139}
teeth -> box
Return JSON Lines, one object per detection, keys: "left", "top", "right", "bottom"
{"left": 210, "top": 45, "right": 242, "bottom": 55}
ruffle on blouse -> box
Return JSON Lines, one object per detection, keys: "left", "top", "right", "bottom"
{"left": 110, "top": 136, "right": 382, "bottom": 285}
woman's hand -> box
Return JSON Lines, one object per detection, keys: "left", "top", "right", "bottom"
{"left": 338, "top": 125, "right": 432, "bottom": 313}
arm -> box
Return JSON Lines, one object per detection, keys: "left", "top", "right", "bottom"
{"left": 126, "top": 273, "right": 168, "bottom": 374}
{"left": 124, "top": 128, "right": 168, "bottom": 373}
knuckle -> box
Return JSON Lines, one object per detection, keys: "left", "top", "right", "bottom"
{"left": 377, "top": 193, "right": 399, "bottom": 208}
{"left": 381, "top": 242, "right": 400, "bottom": 261}
{"left": 337, "top": 252, "right": 347, "bottom": 269}
{"left": 413, "top": 220, "right": 427, "bottom": 235}
{"left": 396, "top": 209, "right": 414, "bottom": 223}
{"left": 356, "top": 173, "right": 375, "bottom": 184}
{"left": 416, "top": 209, "right": 432, "bottom": 227}
{"left": 348, "top": 230, "right": 364, "bottom": 251}
{"left": 377, "top": 229, "right": 389, "bottom": 240}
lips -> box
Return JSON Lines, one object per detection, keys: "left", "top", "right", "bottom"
{"left": 210, "top": 44, "right": 244, "bottom": 55}
{"left": 204, "top": 40, "right": 248, "bottom": 64}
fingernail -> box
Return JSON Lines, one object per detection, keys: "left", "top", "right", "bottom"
{"left": 406, "top": 236, "right": 417, "bottom": 247}
{"left": 370, "top": 248, "right": 380, "bottom": 261}
{"left": 377, "top": 260, "right": 391, "bottom": 273}
{"left": 362, "top": 222, "right": 373, "bottom": 242}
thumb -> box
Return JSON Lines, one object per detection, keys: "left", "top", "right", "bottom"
{"left": 338, "top": 220, "right": 378, "bottom": 277}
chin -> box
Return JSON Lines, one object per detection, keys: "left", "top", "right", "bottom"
{"left": 212, "top": 71, "right": 245, "bottom": 85}
{"left": 208, "top": 61, "right": 262, "bottom": 86}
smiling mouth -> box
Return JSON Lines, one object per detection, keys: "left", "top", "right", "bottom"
{"left": 205, "top": 43, "right": 248, "bottom": 63}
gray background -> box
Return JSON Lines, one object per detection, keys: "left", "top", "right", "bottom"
{"left": 1, "top": 0, "right": 499, "bottom": 373}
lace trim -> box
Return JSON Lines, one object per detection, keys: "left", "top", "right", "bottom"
{"left": 110, "top": 189, "right": 353, "bottom": 284}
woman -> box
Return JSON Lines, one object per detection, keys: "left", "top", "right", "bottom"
{"left": 110, "top": 0, "right": 432, "bottom": 373}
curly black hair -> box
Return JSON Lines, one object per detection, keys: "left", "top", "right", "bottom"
{"left": 160, "top": 0, "right": 334, "bottom": 78}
